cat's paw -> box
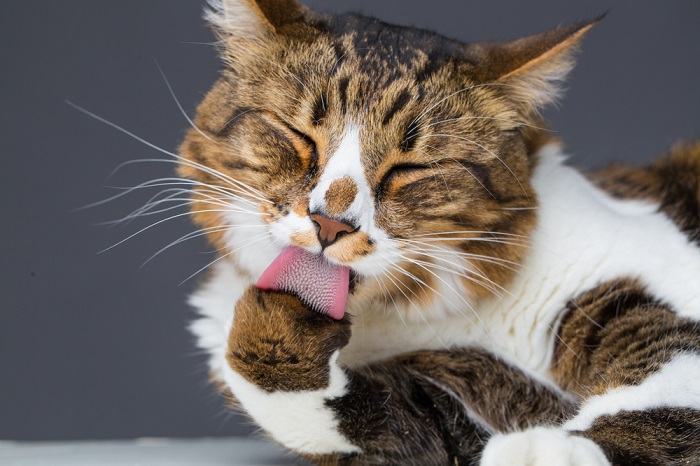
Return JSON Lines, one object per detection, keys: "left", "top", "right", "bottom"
{"left": 480, "top": 427, "right": 610, "bottom": 466}
{"left": 226, "top": 286, "right": 351, "bottom": 392}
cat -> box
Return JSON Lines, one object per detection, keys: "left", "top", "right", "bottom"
{"left": 182, "top": 0, "right": 700, "bottom": 464}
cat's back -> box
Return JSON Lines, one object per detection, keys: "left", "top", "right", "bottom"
{"left": 593, "top": 140, "right": 700, "bottom": 244}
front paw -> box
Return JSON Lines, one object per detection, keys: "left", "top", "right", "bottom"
{"left": 227, "top": 287, "right": 351, "bottom": 392}
{"left": 480, "top": 427, "right": 610, "bottom": 466}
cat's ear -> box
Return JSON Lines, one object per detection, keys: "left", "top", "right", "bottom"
{"left": 205, "top": 0, "right": 307, "bottom": 40}
{"left": 466, "top": 16, "right": 603, "bottom": 115}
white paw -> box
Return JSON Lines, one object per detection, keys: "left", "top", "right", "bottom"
{"left": 480, "top": 427, "right": 611, "bottom": 466}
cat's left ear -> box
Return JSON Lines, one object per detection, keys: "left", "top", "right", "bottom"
{"left": 205, "top": 0, "right": 308, "bottom": 40}
{"left": 465, "top": 16, "right": 603, "bottom": 116}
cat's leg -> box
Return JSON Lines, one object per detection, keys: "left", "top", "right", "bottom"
{"left": 481, "top": 279, "right": 700, "bottom": 466}
{"left": 224, "top": 286, "right": 575, "bottom": 465}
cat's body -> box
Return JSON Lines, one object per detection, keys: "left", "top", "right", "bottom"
{"left": 182, "top": 1, "right": 700, "bottom": 464}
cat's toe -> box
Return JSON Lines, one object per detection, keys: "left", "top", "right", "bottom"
{"left": 480, "top": 427, "right": 610, "bottom": 466}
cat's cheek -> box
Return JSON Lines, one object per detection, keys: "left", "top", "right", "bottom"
{"left": 267, "top": 211, "right": 319, "bottom": 250}
{"left": 324, "top": 231, "right": 375, "bottom": 264}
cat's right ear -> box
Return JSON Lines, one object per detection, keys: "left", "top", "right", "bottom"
{"left": 205, "top": 0, "right": 307, "bottom": 40}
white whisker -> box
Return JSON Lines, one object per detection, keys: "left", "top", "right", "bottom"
{"left": 100, "top": 209, "right": 260, "bottom": 254}
{"left": 66, "top": 101, "right": 271, "bottom": 204}
{"left": 143, "top": 224, "right": 267, "bottom": 266}
{"left": 179, "top": 234, "right": 270, "bottom": 285}
{"left": 431, "top": 133, "right": 529, "bottom": 197}
{"left": 156, "top": 61, "right": 216, "bottom": 143}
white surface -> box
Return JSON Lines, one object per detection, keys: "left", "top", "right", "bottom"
{"left": 0, "top": 437, "right": 301, "bottom": 466}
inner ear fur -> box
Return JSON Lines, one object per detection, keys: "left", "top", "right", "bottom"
{"left": 464, "top": 16, "right": 603, "bottom": 113}
{"left": 206, "top": 0, "right": 309, "bottom": 39}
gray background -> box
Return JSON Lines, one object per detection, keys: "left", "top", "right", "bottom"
{"left": 2, "top": 0, "right": 698, "bottom": 441}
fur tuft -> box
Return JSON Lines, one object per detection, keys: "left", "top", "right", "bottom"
{"left": 204, "top": 0, "right": 270, "bottom": 39}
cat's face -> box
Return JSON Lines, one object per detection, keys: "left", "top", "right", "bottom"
{"left": 180, "top": 0, "right": 594, "bottom": 313}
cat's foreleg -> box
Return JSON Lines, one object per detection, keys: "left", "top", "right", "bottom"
{"left": 223, "top": 286, "right": 574, "bottom": 465}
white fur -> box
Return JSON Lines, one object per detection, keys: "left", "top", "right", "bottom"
{"left": 480, "top": 427, "right": 610, "bottom": 466}
{"left": 222, "top": 352, "right": 361, "bottom": 455}
{"left": 188, "top": 259, "right": 248, "bottom": 379}
{"left": 223, "top": 200, "right": 280, "bottom": 279}
{"left": 205, "top": 0, "right": 269, "bottom": 38}
{"left": 309, "top": 127, "right": 370, "bottom": 225}
{"left": 565, "top": 353, "right": 700, "bottom": 431}
{"left": 269, "top": 209, "right": 322, "bottom": 254}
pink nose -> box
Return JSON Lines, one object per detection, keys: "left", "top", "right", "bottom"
{"left": 310, "top": 213, "right": 356, "bottom": 248}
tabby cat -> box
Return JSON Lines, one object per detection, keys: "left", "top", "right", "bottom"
{"left": 183, "top": 1, "right": 700, "bottom": 464}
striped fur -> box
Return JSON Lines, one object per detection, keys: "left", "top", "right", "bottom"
{"left": 178, "top": 1, "right": 700, "bottom": 464}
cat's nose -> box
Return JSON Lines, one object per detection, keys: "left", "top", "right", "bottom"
{"left": 310, "top": 213, "right": 356, "bottom": 249}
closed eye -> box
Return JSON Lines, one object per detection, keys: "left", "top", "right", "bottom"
{"left": 377, "top": 163, "right": 431, "bottom": 197}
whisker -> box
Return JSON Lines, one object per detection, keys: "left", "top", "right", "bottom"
{"left": 396, "top": 240, "right": 521, "bottom": 270}
{"left": 389, "top": 258, "right": 487, "bottom": 337}
{"left": 143, "top": 224, "right": 267, "bottom": 266}
{"left": 400, "top": 236, "right": 528, "bottom": 249}
{"left": 403, "top": 255, "right": 507, "bottom": 298}
{"left": 105, "top": 198, "right": 252, "bottom": 226}
{"left": 99, "top": 209, "right": 259, "bottom": 253}
{"left": 407, "top": 82, "right": 518, "bottom": 134}
{"left": 501, "top": 206, "right": 537, "bottom": 211}
{"left": 155, "top": 61, "right": 216, "bottom": 143}
{"left": 383, "top": 267, "right": 444, "bottom": 338}
{"left": 431, "top": 133, "right": 529, "bottom": 197}
{"left": 393, "top": 251, "right": 485, "bottom": 328}
{"left": 66, "top": 101, "right": 270, "bottom": 203}
{"left": 112, "top": 158, "right": 269, "bottom": 205}
{"left": 102, "top": 188, "right": 260, "bottom": 226}
{"left": 428, "top": 149, "right": 497, "bottom": 200}
{"left": 417, "top": 115, "right": 551, "bottom": 134}
{"left": 408, "top": 230, "right": 527, "bottom": 239}
{"left": 179, "top": 234, "right": 270, "bottom": 285}
{"left": 374, "top": 273, "right": 409, "bottom": 329}
{"left": 80, "top": 176, "right": 257, "bottom": 211}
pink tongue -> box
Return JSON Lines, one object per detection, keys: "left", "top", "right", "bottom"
{"left": 255, "top": 247, "right": 350, "bottom": 320}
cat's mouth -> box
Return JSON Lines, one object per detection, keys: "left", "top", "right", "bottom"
{"left": 256, "top": 246, "right": 353, "bottom": 320}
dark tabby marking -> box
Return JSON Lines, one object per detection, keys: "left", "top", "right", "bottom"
{"left": 579, "top": 408, "right": 700, "bottom": 466}
{"left": 553, "top": 279, "right": 700, "bottom": 464}
{"left": 382, "top": 89, "right": 413, "bottom": 126}
{"left": 553, "top": 278, "right": 700, "bottom": 395}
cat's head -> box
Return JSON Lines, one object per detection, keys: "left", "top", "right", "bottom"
{"left": 180, "top": 0, "right": 597, "bottom": 316}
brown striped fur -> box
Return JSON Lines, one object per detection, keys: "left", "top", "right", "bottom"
{"left": 553, "top": 279, "right": 700, "bottom": 464}
{"left": 178, "top": 2, "right": 700, "bottom": 465}
{"left": 553, "top": 278, "right": 700, "bottom": 396}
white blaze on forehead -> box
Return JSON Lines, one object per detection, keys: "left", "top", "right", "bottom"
{"left": 309, "top": 127, "right": 373, "bottom": 227}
